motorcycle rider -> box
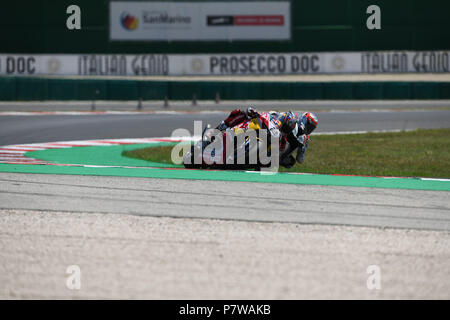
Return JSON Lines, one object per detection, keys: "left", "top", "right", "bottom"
{"left": 280, "top": 112, "right": 319, "bottom": 168}
{"left": 215, "top": 108, "right": 318, "bottom": 168}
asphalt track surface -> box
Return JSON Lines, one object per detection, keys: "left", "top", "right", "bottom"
{"left": 1, "top": 109, "right": 450, "bottom": 146}
{"left": 1, "top": 108, "right": 449, "bottom": 231}
{"left": 1, "top": 105, "right": 450, "bottom": 299}
{"left": 1, "top": 172, "right": 449, "bottom": 231}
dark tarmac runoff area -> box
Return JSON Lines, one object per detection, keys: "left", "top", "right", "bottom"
{"left": 1, "top": 109, "right": 450, "bottom": 146}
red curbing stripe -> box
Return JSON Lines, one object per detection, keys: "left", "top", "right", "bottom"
{"left": 0, "top": 148, "right": 42, "bottom": 152}
{"left": 18, "top": 145, "right": 65, "bottom": 150}
{"left": 90, "top": 140, "right": 138, "bottom": 145}
{"left": 0, "top": 157, "right": 30, "bottom": 160}
{"left": 46, "top": 163, "right": 82, "bottom": 167}
{"left": 45, "top": 143, "right": 94, "bottom": 147}
{"left": 3, "top": 161, "right": 47, "bottom": 164}
{"left": 2, "top": 158, "right": 43, "bottom": 161}
{"left": 149, "top": 138, "right": 182, "bottom": 143}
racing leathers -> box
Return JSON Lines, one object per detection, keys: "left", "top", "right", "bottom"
{"left": 216, "top": 108, "right": 283, "bottom": 139}
{"left": 216, "top": 107, "right": 258, "bottom": 132}
{"left": 279, "top": 112, "right": 318, "bottom": 168}
{"left": 279, "top": 127, "right": 310, "bottom": 168}
{"left": 216, "top": 108, "right": 309, "bottom": 168}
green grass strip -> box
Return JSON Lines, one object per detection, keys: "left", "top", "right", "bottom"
{"left": 0, "top": 135, "right": 446, "bottom": 191}
{"left": 124, "top": 129, "right": 450, "bottom": 179}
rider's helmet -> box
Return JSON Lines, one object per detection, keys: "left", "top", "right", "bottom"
{"left": 298, "top": 112, "right": 318, "bottom": 135}
{"left": 278, "top": 111, "right": 298, "bottom": 134}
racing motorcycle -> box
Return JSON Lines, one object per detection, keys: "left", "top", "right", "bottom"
{"left": 183, "top": 115, "right": 277, "bottom": 170}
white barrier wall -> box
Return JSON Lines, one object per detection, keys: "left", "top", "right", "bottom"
{"left": 0, "top": 51, "right": 449, "bottom": 76}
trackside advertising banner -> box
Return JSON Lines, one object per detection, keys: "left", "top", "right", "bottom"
{"left": 0, "top": 52, "right": 449, "bottom": 76}
{"left": 109, "top": 1, "right": 291, "bottom": 41}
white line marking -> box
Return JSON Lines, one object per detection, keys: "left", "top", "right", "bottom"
{"left": 314, "top": 129, "right": 414, "bottom": 135}
{"left": 421, "top": 178, "right": 450, "bottom": 182}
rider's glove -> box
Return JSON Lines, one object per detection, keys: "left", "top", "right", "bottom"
{"left": 296, "top": 134, "right": 309, "bottom": 147}
{"left": 216, "top": 121, "right": 228, "bottom": 132}
{"left": 269, "top": 127, "right": 281, "bottom": 139}
{"left": 246, "top": 107, "right": 258, "bottom": 119}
